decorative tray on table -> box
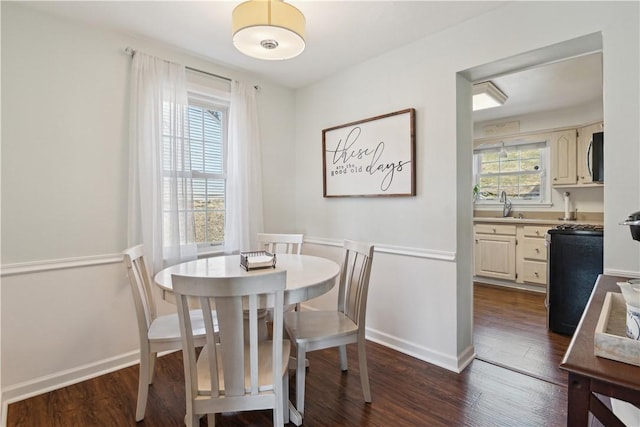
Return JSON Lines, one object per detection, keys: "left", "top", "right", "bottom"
{"left": 240, "top": 251, "right": 276, "bottom": 271}
{"left": 594, "top": 292, "right": 640, "bottom": 366}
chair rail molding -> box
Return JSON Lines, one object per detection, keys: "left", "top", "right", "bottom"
{"left": 304, "top": 236, "right": 456, "bottom": 261}
{"left": 0, "top": 253, "right": 124, "bottom": 277}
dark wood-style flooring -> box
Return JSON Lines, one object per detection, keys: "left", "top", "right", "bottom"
{"left": 474, "top": 282, "right": 572, "bottom": 386}
{"left": 8, "top": 284, "right": 569, "bottom": 426}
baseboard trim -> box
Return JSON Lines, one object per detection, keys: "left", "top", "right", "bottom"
{"left": 456, "top": 344, "right": 476, "bottom": 372}
{"left": 473, "top": 277, "right": 546, "bottom": 293}
{"left": 305, "top": 237, "right": 456, "bottom": 262}
{"left": 603, "top": 268, "right": 640, "bottom": 279}
{"left": 297, "top": 304, "right": 465, "bottom": 373}
{"left": 365, "top": 327, "right": 463, "bottom": 373}
{"left": 2, "top": 350, "right": 140, "bottom": 411}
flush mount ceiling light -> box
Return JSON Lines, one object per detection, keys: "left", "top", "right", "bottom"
{"left": 473, "top": 81, "right": 508, "bottom": 111}
{"left": 232, "top": 0, "right": 305, "bottom": 61}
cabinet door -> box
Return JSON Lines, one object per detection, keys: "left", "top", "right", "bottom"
{"left": 474, "top": 234, "right": 516, "bottom": 280}
{"left": 551, "top": 129, "right": 577, "bottom": 185}
{"left": 577, "top": 122, "right": 604, "bottom": 185}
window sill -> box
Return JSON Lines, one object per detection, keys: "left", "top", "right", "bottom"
{"left": 197, "top": 246, "right": 225, "bottom": 258}
{"left": 474, "top": 202, "right": 553, "bottom": 209}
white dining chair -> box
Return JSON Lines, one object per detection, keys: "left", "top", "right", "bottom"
{"left": 172, "top": 270, "right": 290, "bottom": 427}
{"left": 257, "top": 233, "right": 304, "bottom": 255}
{"left": 258, "top": 233, "right": 304, "bottom": 315}
{"left": 122, "top": 245, "right": 217, "bottom": 422}
{"left": 284, "top": 240, "right": 375, "bottom": 417}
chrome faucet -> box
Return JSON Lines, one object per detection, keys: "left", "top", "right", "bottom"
{"left": 499, "top": 191, "right": 512, "bottom": 217}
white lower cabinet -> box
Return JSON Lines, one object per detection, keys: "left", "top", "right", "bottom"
{"left": 474, "top": 224, "right": 517, "bottom": 281}
{"left": 518, "top": 225, "right": 550, "bottom": 286}
{"left": 475, "top": 223, "right": 553, "bottom": 288}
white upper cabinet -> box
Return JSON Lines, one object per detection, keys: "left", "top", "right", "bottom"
{"left": 551, "top": 129, "right": 578, "bottom": 185}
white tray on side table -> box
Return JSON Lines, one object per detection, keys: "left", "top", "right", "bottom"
{"left": 594, "top": 292, "right": 640, "bottom": 367}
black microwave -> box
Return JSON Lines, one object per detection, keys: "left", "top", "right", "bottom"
{"left": 591, "top": 131, "right": 604, "bottom": 182}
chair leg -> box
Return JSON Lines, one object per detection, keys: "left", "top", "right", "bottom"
{"left": 148, "top": 352, "right": 157, "bottom": 384}
{"left": 184, "top": 412, "right": 199, "bottom": 427}
{"left": 207, "top": 413, "right": 215, "bottom": 427}
{"left": 135, "top": 349, "right": 150, "bottom": 422}
{"left": 283, "top": 368, "right": 290, "bottom": 424}
{"left": 274, "top": 364, "right": 285, "bottom": 427}
{"left": 357, "top": 339, "right": 372, "bottom": 403}
{"left": 295, "top": 343, "right": 307, "bottom": 417}
{"left": 339, "top": 345, "right": 348, "bottom": 371}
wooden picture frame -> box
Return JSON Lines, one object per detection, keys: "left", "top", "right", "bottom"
{"left": 322, "top": 108, "right": 416, "bottom": 197}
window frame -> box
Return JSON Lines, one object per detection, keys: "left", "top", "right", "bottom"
{"left": 159, "top": 83, "right": 230, "bottom": 255}
{"left": 473, "top": 139, "right": 551, "bottom": 207}
{"left": 187, "top": 94, "right": 229, "bottom": 251}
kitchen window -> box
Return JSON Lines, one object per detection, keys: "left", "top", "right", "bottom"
{"left": 473, "top": 141, "right": 550, "bottom": 205}
{"left": 162, "top": 94, "right": 228, "bottom": 251}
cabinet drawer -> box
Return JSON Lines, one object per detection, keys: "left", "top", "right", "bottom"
{"left": 523, "top": 237, "right": 547, "bottom": 261}
{"left": 475, "top": 224, "right": 516, "bottom": 236}
{"left": 522, "top": 260, "right": 547, "bottom": 285}
{"left": 523, "top": 226, "right": 551, "bottom": 238}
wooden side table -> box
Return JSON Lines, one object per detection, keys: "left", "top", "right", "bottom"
{"left": 560, "top": 274, "right": 640, "bottom": 426}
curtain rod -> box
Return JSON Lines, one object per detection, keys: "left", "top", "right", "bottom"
{"left": 124, "top": 46, "right": 232, "bottom": 83}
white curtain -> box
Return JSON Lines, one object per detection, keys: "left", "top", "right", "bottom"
{"left": 224, "top": 81, "right": 264, "bottom": 253}
{"left": 128, "top": 51, "right": 197, "bottom": 273}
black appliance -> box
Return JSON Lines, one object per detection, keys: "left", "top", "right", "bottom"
{"left": 622, "top": 210, "right": 640, "bottom": 241}
{"left": 546, "top": 224, "right": 604, "bottom": 335}
{"left": 591, "top": 131, "right": 604, "bottom": 182}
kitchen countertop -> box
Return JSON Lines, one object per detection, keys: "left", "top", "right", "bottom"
{"left": 473, "top": 217, "right": 604, "bottom": 226}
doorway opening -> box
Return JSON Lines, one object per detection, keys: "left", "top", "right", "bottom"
{"left": 460, "top": 32, "right": 604, "bottom": 385}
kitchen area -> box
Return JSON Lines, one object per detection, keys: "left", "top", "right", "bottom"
{"left": 472, "top": 52, "right": 606, "bottom": 336}
{"left": 472, "top": 49, "right": 640, "bottom": 426}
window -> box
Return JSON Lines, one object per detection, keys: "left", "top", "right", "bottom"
{"left": 162, "top": 94, "right": 229, "bottom": 250}
{"left": 473, "top": 141, "right": 549, "bottom": 205}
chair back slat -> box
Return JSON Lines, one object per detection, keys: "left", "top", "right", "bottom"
{"left": 176, "top": 291, "right": 199, "bottom": 398}
{"left": 339, "top": 240, "right": 374, "bottom": 327}
{"left": 200, "top": 297, "right": 220, "bottom": 397}
{"left": 215, "top": 295, "right": 246, "bottom": 397}
{"left": 123, "top": 245, "right": 156, "bottom": 334}
{"left": 248, "top": 294, "right": 259, "bottom": 395}
{"left": 257, "top": 233, "right": 304, "bottom": 255}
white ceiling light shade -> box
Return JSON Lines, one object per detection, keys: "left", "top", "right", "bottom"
{"left": 473, "top": 81, "right": 508, "bottom": 111}
{"left": 232, "top": 0, "right": 305, "bottom": 61}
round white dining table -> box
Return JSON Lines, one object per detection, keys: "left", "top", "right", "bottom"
{"left": 155, "top": 253, "right": 335, "bottom": 426}
{"left": 154, "top": 253, "right": 341, "bottom": 307}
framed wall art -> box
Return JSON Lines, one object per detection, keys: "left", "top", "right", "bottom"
{"left": 322, "top": 108, "right": 416, "bottom": 197}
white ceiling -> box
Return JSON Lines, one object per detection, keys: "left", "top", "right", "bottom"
{"left": 20, "top": 1, "right": 603, "bottom": 122}
{"left": 473, "top": 52, "right": 603, "bottom": 122}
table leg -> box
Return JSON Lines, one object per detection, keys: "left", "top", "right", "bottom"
{"left": 567, "top": 372, "right": 591, "bottom": 427}
{"left": 289, "top": 401, "right": 303, "bottom": 426}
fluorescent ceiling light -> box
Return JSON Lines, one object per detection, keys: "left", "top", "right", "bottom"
{"left": 232, "top": 0, "right": 306, "bottom": 61}
{"left": 473, "top": 81, "right": 508, "bottom": 111}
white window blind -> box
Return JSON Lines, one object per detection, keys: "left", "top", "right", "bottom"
{"left": 162, "top": 97, "right": 228, "bottom": 248}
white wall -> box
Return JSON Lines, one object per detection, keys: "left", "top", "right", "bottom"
{"left": 0, "top": 2, "right": 296, "bottom": 409}
{"left": 473, "top": 101, "right": 603, "bottom": 138}
{"left": 295, "top": 1, "right": 640, "bottom": 371}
